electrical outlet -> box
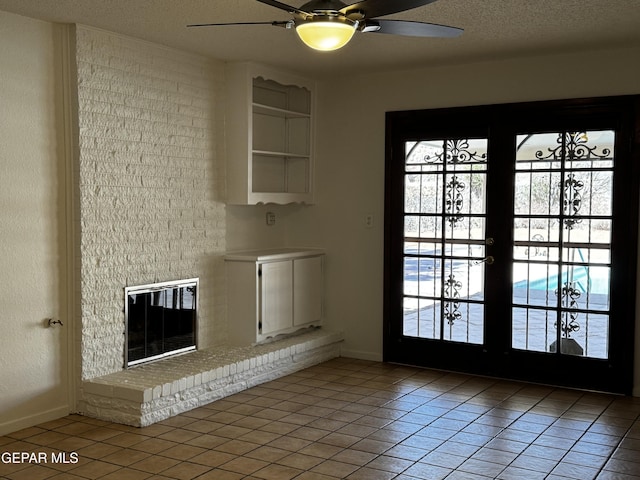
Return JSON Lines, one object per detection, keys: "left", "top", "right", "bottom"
{"left": 364, "top": 214, "right": 374, "bottom": 228}
{"left": 266, "top": 211, "right": 276, "bottom": 226}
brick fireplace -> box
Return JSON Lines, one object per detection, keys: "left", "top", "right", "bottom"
{"left": 74, "top": 25, "right": 227, "bottom": 382}
{"left": 73, "top": 26, "right": 342, "bottom": 426}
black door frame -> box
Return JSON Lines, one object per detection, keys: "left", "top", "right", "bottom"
{"left": 384, "top": 96, "right": 640, "bottom": 394}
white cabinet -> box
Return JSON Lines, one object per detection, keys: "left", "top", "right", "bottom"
{"left": 260, "top": 260, "right": 293, "bottom": 336}
{"left": 225, "top": 249, "right": 324, "bottom": 345}
{"left": 226, "top": 62, "right": 315, "bottom": 205}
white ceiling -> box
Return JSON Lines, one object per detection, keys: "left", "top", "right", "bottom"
{"left": 1, "top": 0, "right": 639, "bottom": 78}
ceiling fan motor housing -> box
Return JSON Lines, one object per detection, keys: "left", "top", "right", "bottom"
{"left": 300, "top": 0, "right": 349, "bottom": 13}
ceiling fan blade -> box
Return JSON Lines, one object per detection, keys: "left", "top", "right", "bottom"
{"left": 341, "top": 0, "right": 438, "bottom": 19}
{"left": 187, "top": 21, "right": 290, "bottom": 28}
{"left": 255, "top": 0, "right": 310, "bottom": 17}
{"left": 363, "top": 19, "right": 462, "bottom": 37}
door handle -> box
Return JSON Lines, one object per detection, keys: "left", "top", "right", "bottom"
{"left": 474, "top": 256, "right": 494, "bottom": 265}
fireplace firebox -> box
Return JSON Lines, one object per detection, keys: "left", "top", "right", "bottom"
{"left": 125, "top": 278, "right": 198, "bottom": 367}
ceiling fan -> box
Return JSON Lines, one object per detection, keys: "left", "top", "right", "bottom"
{"left": 188, "top": 0, "right": 462, "bottom": 52}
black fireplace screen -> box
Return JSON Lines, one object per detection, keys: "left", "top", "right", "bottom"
{"left": 125, "top": 278, "right": 198, "bottom": 367}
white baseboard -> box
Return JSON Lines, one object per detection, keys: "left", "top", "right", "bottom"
{"left": 340, "top": 349, "right": 383, "bottom": 362}
{"left": 0, "top": 405, "right": 70, "bottom": 436}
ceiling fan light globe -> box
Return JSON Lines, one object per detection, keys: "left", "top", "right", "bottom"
{"left": 295, "top": 21, "right": 356, "bottom": 51}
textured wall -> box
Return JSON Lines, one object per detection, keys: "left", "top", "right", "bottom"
{"left": 75, "top": 26, "right": 227, "bottom": 380}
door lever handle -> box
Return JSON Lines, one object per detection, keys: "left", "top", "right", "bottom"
{"left": 474, "top": 256, "right": 494, "bottom": 265}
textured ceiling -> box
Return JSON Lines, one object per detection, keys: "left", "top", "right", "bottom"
{"left": 1, "top": 0, "right": 639, "bottom": 78}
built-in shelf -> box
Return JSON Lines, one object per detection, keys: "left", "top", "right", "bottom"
{"left": 226, "top": 63, "right": 315, "bottom": 205}
{"left": 253, "top": 103, "right": 311, "bottom": 119}
{"left": 252, "top": 150, "right": 310, "bottom": 158}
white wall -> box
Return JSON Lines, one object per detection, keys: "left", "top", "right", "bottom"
{"left": 288, "top": 46, "right": 640, "bottom": 392}
{"left": 0, "top": 11, "right": 71, "bottom": 434}
{"left": 225, "top": 204, "right": 305, "bottom": 252}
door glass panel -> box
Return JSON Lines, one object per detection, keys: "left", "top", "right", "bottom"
{"left": 514, "top": 171, "right": 562, "bottom": 215}
{"left": 512, "top": 130, "right": 614, "bottom": 358}
{"left": 512, "top": 307, "right": 556, "bottom": 353}
{"left": 403, "top": 138, "right": 488, "bottom": 344}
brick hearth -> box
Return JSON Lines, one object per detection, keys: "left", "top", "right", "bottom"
{"left": 80, "top": 329, "right": 343, "bottom": 426}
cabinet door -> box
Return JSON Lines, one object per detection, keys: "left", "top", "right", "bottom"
{"left": 260, "top": 260, "right": 293, "bottom": 335}
{"left": 293, "top": 256, "right": 323, "bottom": 326}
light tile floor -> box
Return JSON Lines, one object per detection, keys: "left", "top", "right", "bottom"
{"left": 2, "top": 357, "right": 640, "bottom": 480}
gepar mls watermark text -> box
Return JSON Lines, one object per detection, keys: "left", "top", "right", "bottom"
{"left": 2, "top": 451, "right": 79, "bottom": 464}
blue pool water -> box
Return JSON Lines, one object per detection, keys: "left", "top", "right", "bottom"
{"left": 513, "top": 268, "right": 610, "bottom": 295}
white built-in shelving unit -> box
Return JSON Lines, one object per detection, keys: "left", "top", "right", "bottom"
{"left": 226, "top": 62, "right": 315, "bottom": 204}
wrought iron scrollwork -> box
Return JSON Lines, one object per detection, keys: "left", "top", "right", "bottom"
{"left": 535, "top": 132, "right": 611, "bottom": 161}
{"left": 422, "top": 139, "right": 486, "bottom": 227}
{"left": 445, "top": 175, "right": 465, "bottom": 226}
{"left": 561, "top": 173, "right": 584, "bottom": 229}
{"left": 555, "top": 281, "right": 581, "bottom": 338}
{"left": 443, "top": 274, "right": 462, "bottom": 325}
{"left": 535, "top": 131, "right": 610, "bottom": 230}
{"left": 424, "top": 139, "right": 487, "bottom": 164}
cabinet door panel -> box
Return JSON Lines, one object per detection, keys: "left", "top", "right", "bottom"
{"left": 293, "top": 256, "right": 323, "bottom": 326}
{"left": 260, "top": 260, "right": 293, "bottom": 335}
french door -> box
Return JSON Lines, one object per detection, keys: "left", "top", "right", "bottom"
{"left": 384, "top": 97, "right": 640, "bottom": 393}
